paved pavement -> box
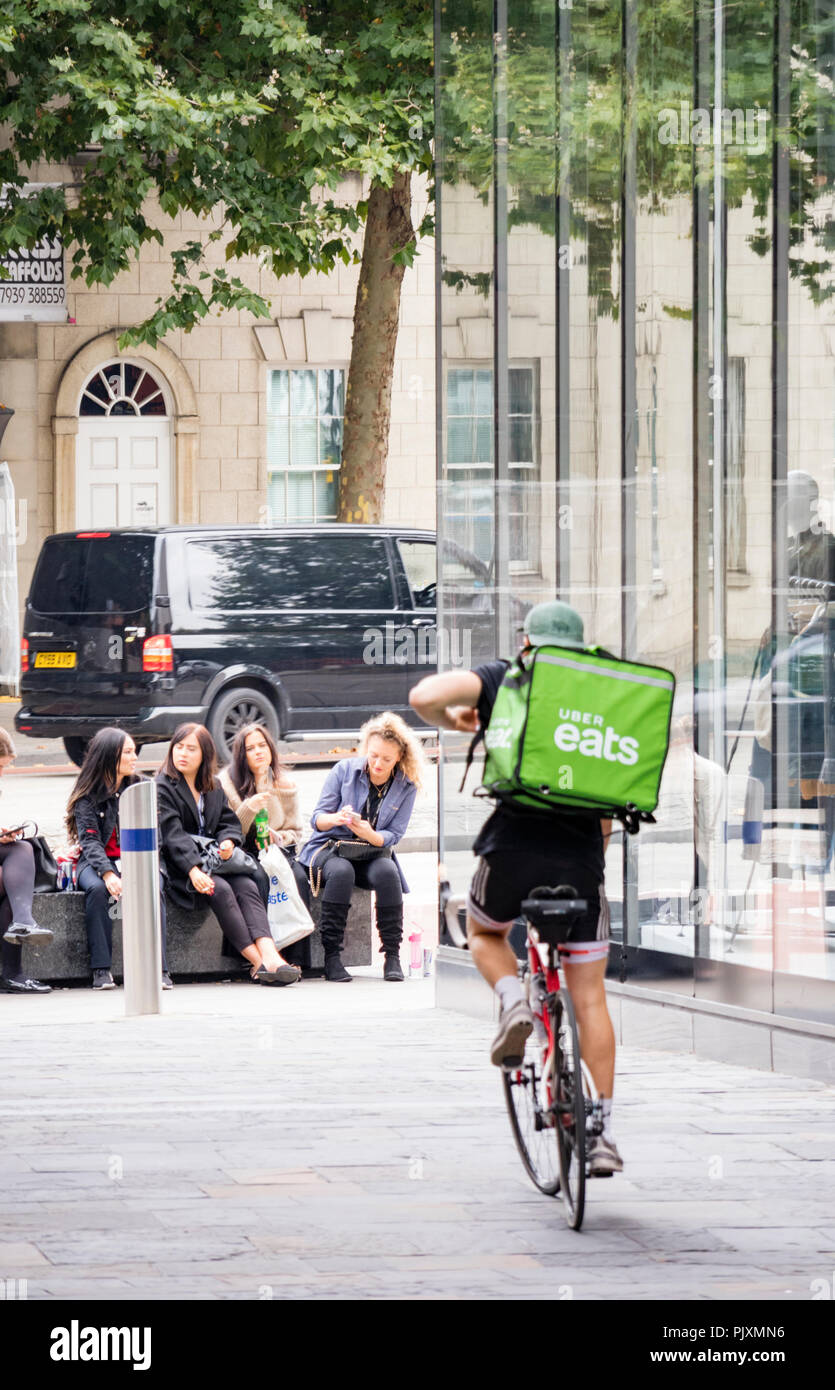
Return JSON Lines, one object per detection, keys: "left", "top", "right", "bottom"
{"left": 2, "top": 975, "right": 834, "bottom": 1302}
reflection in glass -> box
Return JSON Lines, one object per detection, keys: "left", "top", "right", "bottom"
{"left": 436, "top": 0, "right": 835, "bottom": 1022}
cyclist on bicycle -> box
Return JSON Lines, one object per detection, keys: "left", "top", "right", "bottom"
{"left": 409, "top": 600, "right": 623, "bottom": 1176}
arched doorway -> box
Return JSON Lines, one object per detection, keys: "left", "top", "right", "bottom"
{"left": 76, "top": 359, "right": 173, "bottom": 527}
{"left": 52, "top": 331, "right": 200, "bottom": 532}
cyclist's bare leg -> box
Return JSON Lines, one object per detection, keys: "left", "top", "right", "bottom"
{"left": 466, "top": 914, "right": 518, "bottom": 986}
{"left": 562, "top": 957, "right": 615, "bottom": 1096}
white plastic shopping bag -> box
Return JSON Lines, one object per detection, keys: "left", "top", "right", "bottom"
{"left": 259, "top": 844, "right": 314, "bottom": 950}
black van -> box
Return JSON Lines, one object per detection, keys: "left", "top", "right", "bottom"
{"left": 16, "top": 525, "right": 439, "bottom": 765}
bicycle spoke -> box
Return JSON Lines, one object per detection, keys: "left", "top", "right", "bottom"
{"left": 552, "top": 992, "right": 586, "bottom": 1230}
{"left": 502, "top": 1027, "right": 560, "bottom": 1196}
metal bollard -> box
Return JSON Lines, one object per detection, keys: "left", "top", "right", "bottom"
{"left": 119, "top": 780, "right": 162, "bottom": 1016}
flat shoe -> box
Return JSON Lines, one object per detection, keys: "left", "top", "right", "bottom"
{"left": 258, "top": 965, "right": 301, "bottom": 986}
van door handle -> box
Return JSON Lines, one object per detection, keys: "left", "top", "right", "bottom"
{"left": 410, "top": 618, "right": 434, "bottom": 628}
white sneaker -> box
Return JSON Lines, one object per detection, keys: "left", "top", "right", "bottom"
{"left": 587, "top": 1133, "right": 624, "bottom": 1176}
{"left": 490, "top": 1000, "right": 534, "bottom": 1068}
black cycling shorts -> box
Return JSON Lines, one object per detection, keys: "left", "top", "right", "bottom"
{"left": 467, "top": 849, "right": 610, "bottom": 963}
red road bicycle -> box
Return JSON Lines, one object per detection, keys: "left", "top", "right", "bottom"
{"left": 502, "top": 885, "right": 603, "bottom": 1230}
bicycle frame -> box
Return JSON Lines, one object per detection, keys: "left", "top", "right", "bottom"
{"left": 524, "top": 929, "right": 601, "bottom": 1129}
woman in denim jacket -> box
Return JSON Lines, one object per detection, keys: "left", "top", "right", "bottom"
{"left": 299, "top": 712, "right": 424, "bottom": 982}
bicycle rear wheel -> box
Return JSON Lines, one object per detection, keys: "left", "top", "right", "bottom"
{"left": 552, "top": 990, "right": 586, "bottom": 1229}
{"left": 502, "top": 1025, "right": 560, "bottom": 1196}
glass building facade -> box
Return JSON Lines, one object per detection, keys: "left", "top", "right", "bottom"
{"left": 435, "top": 0, "right": 835, "bottom": 1037}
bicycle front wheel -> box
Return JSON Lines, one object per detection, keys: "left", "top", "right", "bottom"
{"left": 502, "top": 1025, "right": 560, "bottom": 1197}
{"left": 552, "top": 991, "right": 586, "bottom": 1229}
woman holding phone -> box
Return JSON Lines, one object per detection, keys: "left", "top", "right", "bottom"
{"left": 299, "top": 712, "right": 423, "bottom": 983}
{"left": 156, "top": 723, "right": 299, "bottom": 985}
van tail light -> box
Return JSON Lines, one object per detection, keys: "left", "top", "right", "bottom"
{"left": 143, "top": 635, "right": 174, "bottom": 673}
{"left": 20, "top": 638, "right": 29, "bottom": 674}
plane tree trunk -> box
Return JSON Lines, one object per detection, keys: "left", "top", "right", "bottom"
{"left": 338, "top": 171, "right": 414, "bottom": 523}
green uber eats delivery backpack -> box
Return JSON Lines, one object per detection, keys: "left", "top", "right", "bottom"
{"left": 465, "top": 644, "right": 676, "bottom": 835}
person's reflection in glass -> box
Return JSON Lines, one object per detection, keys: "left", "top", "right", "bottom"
{"left": 749, "top": 470, "right": 835, "bottom": 874}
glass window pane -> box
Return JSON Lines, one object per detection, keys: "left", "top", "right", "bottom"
{"left": 508, "top": 367, "right": 532, "bottom": 416}
{"left": 267, "top": 473, "right": 286, "bottom": 523}
{"left": 448, "top": 417, "right": 474, "bottom": 465}
{"left": 290, "top": 419, "right": 317, "bottom": 468}
{"left": 399, "top": 541, "right": 437, "bottom": 607}
{"left": 319, "top": 418, "right": 343, "bottom": 470}
{"left": 474, "top": 369, "right": 493, "bottom": 415}
{"left": 290, "top": 369, "right": 317, "bottom": 417}
{"left": 318, "top": 369, "right": 345, "bottom": 417}
{"left": 475, "top": 417, "right": 493, "bottom": 465}
{"left": 287, "top": 471, "right": 314, "bottom": 520}
{"left": 509, "top": 417, "right": 533, "bottom": 464}
{"left": 314, "top": 469, "right": 339, "bottom": 521}
{"left": 268, "top": 370, "right": 289, "bottom": 416}
{"left": 447, "top": 369, "right": 474, "bottom": 416}
{"left": 267, "top": 418, "right": 289, "bottom": 471}
{"left": 84, "top": 372, "right": 110, "bottom": 406}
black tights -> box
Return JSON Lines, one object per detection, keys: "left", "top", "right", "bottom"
{"left": 0, "top": 843, "right": 37, "bottom": 981}
{"left": 207, "top": 873, "right": 271, "bottom": 955}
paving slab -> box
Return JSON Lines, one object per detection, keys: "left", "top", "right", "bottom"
{"left": 1, "top": 975, "right": 834, "bottom": 1301}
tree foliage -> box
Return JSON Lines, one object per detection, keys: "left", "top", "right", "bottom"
{"left": 0, "top": 0, "right": 434, "bottom": 346}
{"left": 439, "top": 0, "right": 835, "bottom": 313}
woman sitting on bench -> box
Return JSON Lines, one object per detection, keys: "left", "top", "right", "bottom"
{"left": 156, "top": 723, "right": 299, "bottom": 986}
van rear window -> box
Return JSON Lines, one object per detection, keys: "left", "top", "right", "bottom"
{"left": 30, "top": 536, "right": 156, "bottom": 614}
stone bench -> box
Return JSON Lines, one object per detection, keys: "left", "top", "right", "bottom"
{"left": 27, "top": 888, "right": 373, "bottom": 984}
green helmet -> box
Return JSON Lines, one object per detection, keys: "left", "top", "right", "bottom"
{"left": 523, "top": 600, "right": 585, "bottom": 650}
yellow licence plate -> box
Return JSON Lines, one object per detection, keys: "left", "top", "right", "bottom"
{"left": 34, "top": 652, "right": 76, "bottom": 669}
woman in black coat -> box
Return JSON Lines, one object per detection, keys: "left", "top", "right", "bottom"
{"left": 66, "top": 727, "right": 170, "bottom": 991}
{"left": 156, "top": 723, "right": 299, "bottom": 986}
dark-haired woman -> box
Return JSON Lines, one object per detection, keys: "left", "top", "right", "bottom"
{"left": 219, "top": 722, "right": 311, "bottom": 971}
{"left": 67, "top": 727, "right": 171, "bottom": 991}
{"left": 156, "top": 723, "right": 299, "bottom": 986}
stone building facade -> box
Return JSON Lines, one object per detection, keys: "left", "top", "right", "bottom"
{"left": 0, "top": 170, "right": 436, "bottom": 611}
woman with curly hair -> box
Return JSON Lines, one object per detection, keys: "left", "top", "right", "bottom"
{"left": 298, "top": 712, "right": 425, "bottom": 983}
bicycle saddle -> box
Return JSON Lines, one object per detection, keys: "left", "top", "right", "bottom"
{"left": 521, "top": 884, "right": 588, "bottom": 941}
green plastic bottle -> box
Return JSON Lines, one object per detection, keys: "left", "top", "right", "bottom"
{"left": 254, "top": 808, "right": 270, "bottom": 853}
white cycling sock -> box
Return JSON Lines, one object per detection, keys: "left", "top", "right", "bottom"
{"left": 600, "top": 1096, "right": 613, "bottom": 1138}
{"left": 495, "top": 974, "right": 524, "bottom": 1010}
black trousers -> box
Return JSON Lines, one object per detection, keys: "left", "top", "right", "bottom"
{"left": 208, "top": 873, "right": 271, "bottom": 955}
{"left": 317, "top": 854, "right": 403, "bottom": 907}
{"left": 78, "top": 862, "right": 169, "bottom": 974}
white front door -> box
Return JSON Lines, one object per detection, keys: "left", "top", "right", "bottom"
{"left": 76, "top": 417, "right": 173, "bottom": 528}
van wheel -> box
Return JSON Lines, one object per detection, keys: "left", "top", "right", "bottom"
{"left": 207, "top": 688, "right": 280, "bottom": 764}
{"left": 63, "top": 737, "right": 90, "bottom": 768}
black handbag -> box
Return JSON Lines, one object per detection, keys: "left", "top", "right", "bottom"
{"left": 307, "top": 837, "right": 392, "bottom": 897}
{"left": 190, "top": 834, "right": 259, "bottom": 879}
{"left": 13, "top": 822, "right": 59, "bottom": 893}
